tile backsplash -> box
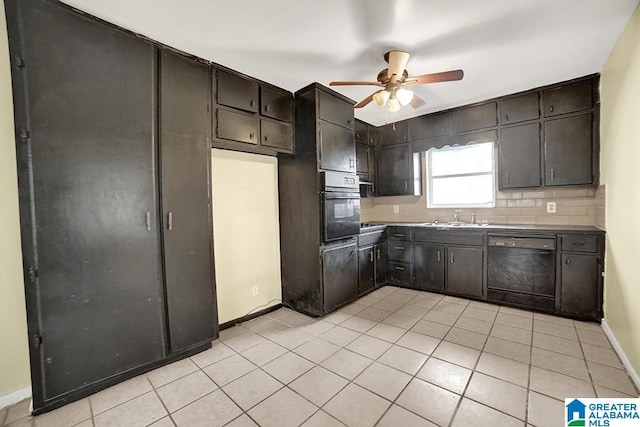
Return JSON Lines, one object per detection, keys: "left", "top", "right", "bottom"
{"left": 361, "top": 185, "right": 606, "bottom": 229}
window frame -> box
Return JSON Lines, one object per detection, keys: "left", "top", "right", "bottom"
{"left": 426, "top": 142, "right": 496, "bottom": 209}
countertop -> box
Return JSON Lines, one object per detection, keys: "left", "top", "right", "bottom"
{"left": 360, "top": 221, "right": 605, "bottom": 234}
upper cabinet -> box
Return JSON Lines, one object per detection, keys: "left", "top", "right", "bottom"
{"left": 318, "top": 89, "right": 355, "bottom": 129}
{"left": 500, "top": 93, "right": 540, "bottom": 125}
{"left": 543, "top": 80, "right": 593, "bottom": 117}
{"left": 213, "top": 68, "right": 293, "bottom": 155}
{"left": 409, "top": 113, "right": 450, "bottom": 140}
{"left": 450, "top": 102, "right": 497, "bottom": 134}
{"left": 544, "top": 114, "right": 594, "bottom": 186}
{"left": 379, "top": 120, "right": 409, "bottom": 145}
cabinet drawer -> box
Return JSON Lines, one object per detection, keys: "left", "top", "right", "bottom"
{"left": 387, "top": 227, "right": 412, "bottom": 241}
{"left": 450, "top": 102, "right": 497, "bottom": 133}
{"left": 217, "top": 70, "right": 259, "bottom": 113}
{"left": 318, "top": 90, "right": 354, "bottom": 129}
{"left": 561, "top": 235, "right": 599, "bottom": 253}
{"left": 216, "top": 109, "right": 259, "bottom": 144}
{"left": 261, "top": 86, "right": 292, "bottom": 122}
{"left": 414, "top": 229, "right": 484, "bottom": 246}
{"left": 409, "top": 113, "right": 450, "bottom": 140}
{"left": 358, "top": 230, "right": 385, "bottom": 247}
{"left": 543, "top": 80, "right": 593, "bottom": 117}
{"left": 388, "top": 241, "right": 412, "bottom": 263}
{"left": 388, "top": 262, "right": 412, "bottom": 284}
{"left": 500, "top": 93, "right": 540, "bottom": 124}
{"left": 261, "top": 120, "right": 292, "bottom": 151}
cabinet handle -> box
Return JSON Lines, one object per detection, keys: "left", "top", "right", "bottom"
{"left": 549, "top": 106, "right": 554, "bottom": 113}
{"left": 249, "top": 132, "right": 255, "bottom": 140}
{"left": 377, "top": 249, "right": 381, "bottom": 260}
{"left": 566, "top": 258, "right": 572, "bottom": 265}
{"left": 394, "top": 246, "right": 405, "bottom": 250}
{"left": 264, "top": 135, "right": 270, "bottom": 143}
{"left": 370, "top": 251, "right": 374, "bottom": 262}
{"left": 404, "top": 181, "right": 408, "bottom": 191}
{"left": 167, "top": 212, "right": 173, "bottom": 231}
{"left": 393, "top": 233, "right": 405, "bottom": 238}
{"left": 506, "top": 172, "right": 510, "bottom": 184}
{"left": 450, "top": 252, "right": 455, "bottom": 264}
{"left": 145, "top": 212, "right": 151, "bottom": 231}
{"left": 504, "top": 114, "right": 509, "bottom": 122}
{"left": 395, "top": 266, "right": 405, "bottom": 271}
{"left": 550, "top": 168, "right": 555, "bottom": 181}
{"left": 437, "top": 250, "right": 441, "bottom": 262}
{"left": 347, "top": 119, "right": 353, "bottom": 125}
{"left": 349, "top": 158, "right": 354, "bottom": 169}
{"left": 250, "top": 100, "right": 255, "bottom": 108}
{"left": 264, "top": 105, "right": 270, "bottom": 112}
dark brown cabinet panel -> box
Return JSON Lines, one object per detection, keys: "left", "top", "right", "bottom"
{"left": 388, "top": 241, "right": 413, "bottom": 263}
{"left": 375, "top": 243, "right": 388, "bottom": 286}
{"left": 260, "top": 86, "right": 292, "bottom": 122}
{"left": 409, "top": 113, "right": 450, "bottom": 140}
{"left": 543, "top": 80, "right": 593, "bottom": 117}
{"left": 355, "top": 120, "right": 368, "bottom": 143}
{"left": 261, "top": 120, "right": 293, "bottom": 151}
{"left": 413, "top": 244, "right": 445, "bottom": 291}
{"left": 499, "top": 123, "right": 541, "bottom": 188}
{"left": 446, "top": 247, "right": 484, "bottom": 298}
{"left": 450, "top": 102, "right": 497, "bottom": 133}
{"left": 560, "top": 253, "right": 599, "bottom": 318}
{"left": 216, "top": 108, "right": 259, "bottom": 144}
{"left": 377, "top": 145, "right": 414, "bottom": 196}
{"left": 544, "top": 114, "right": 594, "bottom": 186}
{"left": 500, "top": 93, "right": 540, "bottom": 124}
{"left": 217, "top": 70, "right": 259, "bottom": 113}
{"left": 323, "top": 243, "right": 358, "bottom": 311}
{"left": 389, "top": 261, "right": 412, "bottom": 285}
{"left": 160, "top": 52, "right": 216, "bottom": 353}
{"left": 378, "top": 121, "right": 409, "bottom": 145}
{"left": 319, "top": 121, "right": 356, "bottom": 173}
{"left": 318, "top": 90, "right": 354, "bottom": 129}
{"left": 356, "top": 142, "right": 370, "bottom": 177}
{"left": 358, "top": 247, "right": 375, "bottom": 294}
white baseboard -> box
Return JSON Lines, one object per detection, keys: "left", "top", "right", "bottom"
{"left": 601, "top": 319, "right": 640, "bottom": 396}
{"left": 0, "top": 386, "right": 31, "bottom": 411}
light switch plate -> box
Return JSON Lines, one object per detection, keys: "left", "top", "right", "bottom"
{"left": 547, "top": 202, "right": 557, "bottom": 214}
{"left": 393, "top": 205, "right": 399, "bottom": 213}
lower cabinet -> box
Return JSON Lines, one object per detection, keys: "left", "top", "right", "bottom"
{"left": 446, "top": 247, "right": 485, "bottom": 298}
{"left": 323, "top": 242, "right": 359, "bottom": 311}
{"left": 358, "top": 246, "right": 375, "bottom": 294}
{"left": 413, "top": 244, "right": 445, "bottom": 291}
{"left": 374, "top": 242, "right": 388, "bottom": 286}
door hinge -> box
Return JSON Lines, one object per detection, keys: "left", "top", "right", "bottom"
{"left": 30, "top": 333, "right": 42, "bottom": 349}
{"left": 28, "top": 266, "right": 38, "bottom": 282}
{"left": 18, "top": 127, "right": 30, "bottom": 143}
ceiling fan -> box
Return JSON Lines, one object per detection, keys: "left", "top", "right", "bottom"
{"left": 330, "top": 50, "right": 464, "bottom": 112}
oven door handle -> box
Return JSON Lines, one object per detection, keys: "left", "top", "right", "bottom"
{"left": 323, "top": 193, "right": 361, "bottom": 200}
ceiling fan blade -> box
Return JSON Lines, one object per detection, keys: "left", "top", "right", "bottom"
{"left": 329, "top": 81, "right": 383, "bottom": 87}
{"left": 354, "top": 91, "right": 381, "bottom": 109}
{"left": 407, "top": 69, "right": 464, "bottom": 85}
{"left": 386, "top": 50, "right": 410, "bottom": 80}
{"left": 409, "top": 94, "right": 426, "bottom": 109}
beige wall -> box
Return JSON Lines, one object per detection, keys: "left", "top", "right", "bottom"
{"left": 0, "top": 2, "right": 32, "bottom": 397}
{"left": 600, "top": 4, "right": 640, "bottom": 375}
{"left": 211, "top": 149, "right": 282, "bottom": 324}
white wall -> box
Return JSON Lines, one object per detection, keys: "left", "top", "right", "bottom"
{"left": 0, "top": 1, "right": 32, "bottom": 400}
{"left": 211, "top": 149, "right": 282, "bottom": 324}
{"left": 600, "top": 3, "right": 640, "bottom": 376}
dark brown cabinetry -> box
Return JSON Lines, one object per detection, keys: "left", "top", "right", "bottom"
{"left": 558, "top": 234, "right": 603, "bottom": 320}
{"left": 450, "top": 102, "right": 497, "bottom": 133}
{"left": 378, "top": 145, "right": 422, "bottom": 196}
{"left": 543, "top": 80, "right": 593, "bottom": 117}
{"left": 446, "top": 247, "right": 484, "bottom": 298}
{"left": 216, "top": 108, "right": 259, "bottom": 144}
{"left": 358, "top": 247, "right": 375, "bottom": 294}
{"left": 409, "top": 113, "right": 450, "bottom": 140}
{"left": 374, "top": 243, "right": 388, "bottom": 285}
{"left": 323, "top": 241, "right": 359, "bottom": 312}
{"left": 319, "top": 89, "right": 355, "bottom": 129}
{"left": 499, "top": 123, "right": 541, "bottom": 188}
{"left": 379, "top": 120, "right": 409, "bottom": 145}
{"left": 217, "top": 69, "right": 259, "bottom": 113}
{"left": 261, "top": 85, "right": 293, "bottom": 122}
{"left": 544, "top": 114, "right": 594, "bottom": 186}
{"left": 500, "top": 93, "right": 540, "bottom": 125}
{"left": 413, "top": 244, "right": 445, "bottom": 291}
{"left": 387, "top": 227, "right": 413, "bottom": 285}
{"left": 320, "top": 120, "right": 356, "bottom": 173}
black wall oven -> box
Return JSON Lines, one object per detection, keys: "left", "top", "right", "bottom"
{"left": 321, "top": 171, "right": 360, "bottom": 242}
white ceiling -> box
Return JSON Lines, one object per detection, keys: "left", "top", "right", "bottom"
{"left": 61, "top": 0, "right": 639, "bottom": 126}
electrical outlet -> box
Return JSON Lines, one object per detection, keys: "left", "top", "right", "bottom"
{"left": 546, "top": 202, "right": 557, "bottom": 214}
{"left": 393, "top": 205, "right": 399, "bottom": 214}
{"left": 251, "top": 285, "right": 259, "bottom": 296}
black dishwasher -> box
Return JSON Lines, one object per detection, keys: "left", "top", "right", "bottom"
{"left": 487, "top": 235, "right": 556, "bottom": 311}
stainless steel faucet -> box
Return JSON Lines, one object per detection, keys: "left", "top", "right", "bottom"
{"left": 453, "top": 209, "right": 461, "bottom": 222}
{"left": 471, "top": 212, "right": 476, "bottom": 224}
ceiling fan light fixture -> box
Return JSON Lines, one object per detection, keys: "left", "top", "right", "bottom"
{"left": 386, "top": 97, "right": 401, "bottom": 112}
{"left": 373, "top": 90, "right": 390, "bottom": 107}
{"left": 396, "top": 88, "right": 414, "bottom": 106}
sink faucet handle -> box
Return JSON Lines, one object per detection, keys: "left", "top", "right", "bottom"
{"left": 454, "top": 209, "right": 461, "bottom": 221}
{"left": 471, "top": 212, "right": 476, "bottom": 224}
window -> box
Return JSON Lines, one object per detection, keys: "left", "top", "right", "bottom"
{"left": 426, "top": 142, "right": 495, "bottom": 208}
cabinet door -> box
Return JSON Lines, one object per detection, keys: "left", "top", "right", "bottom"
{"left": 217, "top": 69, "right": 259, "bottom": 113}
{"left": 374, "top": 243, "right": 388, "bottom": 286}
{"left": 260, "top": 86, "right": 292, "bottom": 122}
{"left": 544, "top": 114, "right": 593, "bottom": 186}
{"left": 318, "top": 90, "right": 354, "bottom": 129}
{"left": 379, "top": 121, "right": 409, "bottom": 145}
{"left": 356, "top": 142, "right": 369, "bottom": 177}
{"left": 450, "top": 103, "right": 497, "bottom": 133}
{"left": 319, "top": 121, "right": 356, "bottom": 173}
{"left": 7, "top": 0, "right": 165, "bottom": 407}
{"left": 543, "top": 80, "right": 593, "bottom": 117}
{"left": 355, "top": 120, "right": 368, "bottom": 143}
{"left": 500, "top": 93, "right": 539, "bottom": 125}
{"left": 560, "top": 254, "right": 600, "bottom": 318}
{"left": 446, "top": 247, "right": 484, "bottom": 298}
{"left": 160, "top": 52, "right": 217, "bottom": 352}
{"left": 378, "top": 145, "right": 410, "bottom": 195}
{"left": 414, "top": 244, "right": 445, "bottom": 291}
{"left": 323, "top": 243, "right": 358, "bottom": 311}
{"left": 409, "top": 113, "right": 450, "bottom": 140}
{"left": 388, "top": 262, "right": 412, "bottom": 285}
{"left": 358, "top": 247, "right": 375, "bottom": 294}
{"left": 388, "top": 240, "right": 413, "bottom": 263}
{"left": 216, "top": 108, "right": 259, "bottom": 144}
{"left": 499, "top": 123, "right": 541, "bottom": 188}
{"left": 261, "top": 120, "right": 293, "bottom": 152}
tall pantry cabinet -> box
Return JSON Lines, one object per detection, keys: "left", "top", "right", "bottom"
{"left": 6, "top": 0, "right": 217, "bottom": 413}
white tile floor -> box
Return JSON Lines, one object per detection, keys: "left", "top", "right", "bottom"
{"left": 3, "top": 286, "right": 638, "bottom": 427}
